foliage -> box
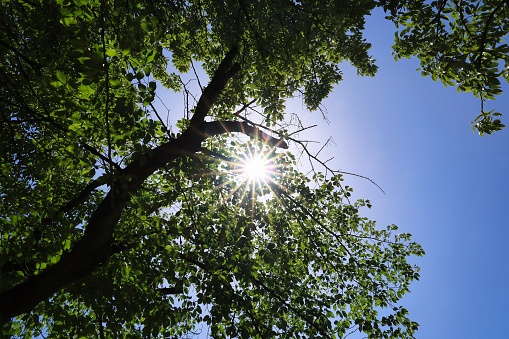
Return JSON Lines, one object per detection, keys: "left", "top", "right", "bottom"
{"left": 386, "top": 0, "right": 509, "bottom": 134}
{"left": 3, "top": 0, "right": 492, "bottom": 337}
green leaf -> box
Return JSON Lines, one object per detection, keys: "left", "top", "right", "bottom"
{"left": 78, "top": 84, "right": 95, "bottom": 98}
{"left": 140, "top": 20, "right": 152, "bottom": 32}
{"left": 135, "top": 70, "right": 144, "bottom": 80}
{"left": 147, "top": 49, "right": 156, "bottom": 63}
{"left": 50, "top": 81, "right": 63, "bottom": 88}
{"left": 56, "top": 70, "right": 67, "bottom": 84}
{"left": 106, "top": 49, "right": 118, "bottom": 57}
{"left": 148, "top": 81, "right": 156, "bottom": 91}
{"left": 109, "top": 78, "right": 122, "bottom": 88}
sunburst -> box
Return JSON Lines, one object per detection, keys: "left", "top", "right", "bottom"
{"left": 199, "top": 138, "right": 291, "bottom": 214}
{"left": 239, "top": 153, "right": 273, "bottom": 181}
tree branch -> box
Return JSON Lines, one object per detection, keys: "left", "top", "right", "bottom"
{"left": 200, "top": 121, "right": 288, "bottom": 149}
{"left": 189, "top": 46, "right": 240, "bottom": 126}
{"left": 158, "top": 286, "right": 184, "bottom": 295}
{"left": 475, "top": 5, "right": 503, "bottom": 68}
{"left": 0, "top": 48, "right": 242, "bottom": 322}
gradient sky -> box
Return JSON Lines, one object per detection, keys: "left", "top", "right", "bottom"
{"left": 295, "top": 10, "right": 509, "bottom": 339}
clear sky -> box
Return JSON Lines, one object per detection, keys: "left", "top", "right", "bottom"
{"left": 295, "top": 9, "right": 509, "bottom": 339}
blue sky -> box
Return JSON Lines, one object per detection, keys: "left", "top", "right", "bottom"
{"left": 298, "top": 10, "right": 509, "bottom": 338}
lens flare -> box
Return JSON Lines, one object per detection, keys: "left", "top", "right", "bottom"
{"left": 241, "top": 154, "right": 271, "bottom": 180}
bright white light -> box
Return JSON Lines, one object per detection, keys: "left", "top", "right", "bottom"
{"left": 241, "top": 155, "right": 271, "bottom": 180}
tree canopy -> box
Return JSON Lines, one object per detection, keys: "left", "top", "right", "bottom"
{"left": 1, "top": 0, "right": 506, "bottom": 338}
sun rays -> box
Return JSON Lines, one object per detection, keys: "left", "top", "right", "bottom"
{"left": 239, "top": 154, "right": 272, "bottom": 181}
{"left": 199, "top": 139, "right": 287, "bottom": 207}
{"left": 229, "top": 145, "right": 278, "bottom": 204}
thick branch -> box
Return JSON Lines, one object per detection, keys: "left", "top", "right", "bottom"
{"left": 0, "top": 48, "right": 240, "bottom": 322}
{"left": 200, "top": 121, "right": 288, "bottom": 149}
{"left": 158, "top": 286, "right": 184, "bottom": 295}
{"left": 190, "top": 46, "right": 240, "bottom": 126}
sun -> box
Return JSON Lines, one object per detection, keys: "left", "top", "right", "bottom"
{"left": 240, "top": 154, "right": 272, "bottom": 180}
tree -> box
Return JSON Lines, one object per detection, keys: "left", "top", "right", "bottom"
{"left": 385, "top": 0, "right": 509, "bottom": 135}
{"left": 0, "top": 0, "right": 441, "bottom": 338}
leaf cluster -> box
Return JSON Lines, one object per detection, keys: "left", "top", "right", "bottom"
{"left": 388, "top": 0, "right": 509, "bottom": 134}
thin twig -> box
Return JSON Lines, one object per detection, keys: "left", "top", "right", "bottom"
{"left": 233, "top": 98, "right": 258, "bottom": 117}
{"left": 100, "top": 4, "right": 113, "bottom": 176}
{"left": 190, "top": 59, "right": 203, "bottom": 91}
{"left": 287, "top": 124, "right": 317, "bottom": 137}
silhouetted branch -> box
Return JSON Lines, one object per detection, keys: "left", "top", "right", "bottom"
{"left": 158, "top": 286, "right": 184, "bottom": 295}
{"left": 190, "top": 46, "right": 240, "bottom": 125}
{"left": 200, "top": 121, "right": 288, "bottom": 149}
